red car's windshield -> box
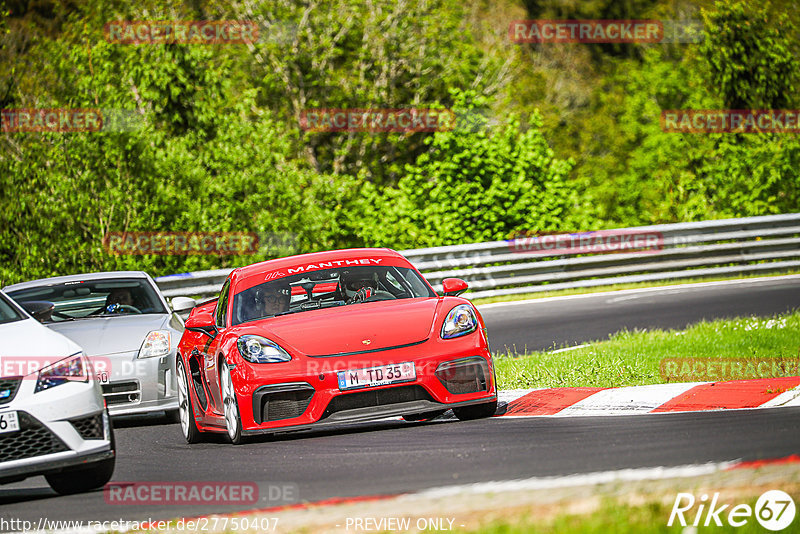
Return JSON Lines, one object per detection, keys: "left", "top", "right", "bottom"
{"left": 231, "top": 265, "right": 434, "bottom": 325}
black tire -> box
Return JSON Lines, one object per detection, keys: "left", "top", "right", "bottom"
{"left": 453, "top": 400, "right": 498, "bottom": 421}
{"left": 402, "top": 410, "right": 447, "bottom": 422}
{"left": 164, "top": 409, "right": 182, "bottom": 424}
{"left": 221, "top": 361, "right": 244, "bottom": 445}
{"left": 177, "top": 356, "right": 203, "bottom": 443}
{"left": 45, "top": 416, "right": 115, "bottom": 495}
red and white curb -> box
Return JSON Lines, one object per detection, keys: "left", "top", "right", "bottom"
{"left": 494, "top": 376, "right": 800, "bottom": 417}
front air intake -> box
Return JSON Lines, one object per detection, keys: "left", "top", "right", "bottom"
{"left": 252, "top": 383, "right": 315, "bottom": 424}
{"left": 435, "top": 357, "right": 489, "bottom": 394}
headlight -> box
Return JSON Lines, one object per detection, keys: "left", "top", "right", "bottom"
{"left": 237, "top": 335, "right": 292, "bottom": 363}
{"left": 35, "top": 353, "right": 88, "bottom": 393}
{"left": 441, "top": 304, "right": 478, "bottom": 339}
{"left": 139, "top": 330, "right": 171, "bottom": 359}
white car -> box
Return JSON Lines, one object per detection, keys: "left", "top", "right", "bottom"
{"left": 0, "top": 290, "right": 115, "bottom": 495}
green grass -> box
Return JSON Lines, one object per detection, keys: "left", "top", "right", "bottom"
{"left": 471, "top": 271, "right": 800, "bottom": 306}
{"left": 453, "top": 495, "right": 794, "bottom": 534}
{"left": 494, "top": 310, "right": 800, "bottom": 389}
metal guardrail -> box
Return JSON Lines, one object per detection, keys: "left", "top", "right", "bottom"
{"left": 155, "top": 213, "right": 800, "bottom": 300}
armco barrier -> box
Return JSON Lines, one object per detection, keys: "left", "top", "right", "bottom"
{"left": 155, "top": 213, "right": 800, "bottom": 300}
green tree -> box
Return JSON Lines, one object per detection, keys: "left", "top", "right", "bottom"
{"left": 351, "top": 91, "right": 576, "bottom": 249}
{"left": 701, "top": 0, "right": 798, "bottom": 109}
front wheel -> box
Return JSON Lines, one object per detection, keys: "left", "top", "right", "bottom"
{"left": 45, "top": 420, "right": 115, "bottom": 495}
{"left": 176, "top": 357, "right": 203, "bottom": 443}
{"left": 453, "top": 400, "right": 498, "bottom": 421}
{"left": 221, "top": 361, "right": 244, "bottom": 445}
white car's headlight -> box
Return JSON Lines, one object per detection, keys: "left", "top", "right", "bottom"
{"left": 237, "top": 335, "right": 292, "bottom": 363}
{"left": 441, "top": 304, "right": 478, "bottom": 339}
{"left": 35, "top": 353, "right": 88, "bottom": 393}
{"left": 139, "top": 330, "right": 171, "bottom": 359}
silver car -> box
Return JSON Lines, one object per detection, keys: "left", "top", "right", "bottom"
{"left": 4, "top": 272, "right": 182, "bottom": 418}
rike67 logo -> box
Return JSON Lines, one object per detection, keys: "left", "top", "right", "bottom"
{"left": 669, "top": 490, "right": 796, "bottom": 531}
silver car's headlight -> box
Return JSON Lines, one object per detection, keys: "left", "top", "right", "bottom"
{"left": 139, "top": 330, "right": 171, "bottom": 359}
{"left": 237, "top": 335, "right": 292, "bottom": 363}
{"left": 35, "top": 353, "right": 88, "bottom": 393}
{"left": 441, "top": 304, "right": 478, "bottom": 339}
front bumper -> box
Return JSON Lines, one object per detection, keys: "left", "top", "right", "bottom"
{"left": 226, "top": 333, "right": 496, "bottom": 434}
{"left": 0, "top": 378, "right": 114, "bottom": 484}
{"left": 92, "top": 351, "right": 178, "bottom": 416}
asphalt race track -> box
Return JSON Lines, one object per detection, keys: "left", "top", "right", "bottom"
{"left": 2, "top": 276, "right": 799, "bottom": 527}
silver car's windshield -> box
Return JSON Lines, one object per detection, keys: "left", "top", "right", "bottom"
{"left": 232, "top": 265, "right": 435, "bottom": 325}
{"left": 0, "top": 292, "right": 25, "bottom": 324}
{"left": 7, "top": 278, "right": 167, "bottom": 322}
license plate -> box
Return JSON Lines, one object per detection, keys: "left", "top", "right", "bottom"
{"left": 0, "top": 410, "right": 19, "bottom": 434}
{"left": 96, "top": 371, "right": 110, "bottom": 384}
{"left": 338, "top": 362, "right": 416, "bottom": 391}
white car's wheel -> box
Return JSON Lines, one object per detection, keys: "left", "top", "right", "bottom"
{"left": 45, "top": 419, "right": 115, "bottom": 494}
{"left": 221, "top": 361, "right": 244, "bottom": 445}
{"left": 176, "top": 357, "right": 202, "bottom": 443}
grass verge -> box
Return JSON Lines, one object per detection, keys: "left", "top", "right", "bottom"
{"left": 494, "top": 310, "right": 800, "bottom": 389}
{"left": 453, "top": 493, "right": 796, "bottom": 534}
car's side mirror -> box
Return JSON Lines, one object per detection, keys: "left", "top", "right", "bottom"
{"left": 441, "top": 278, "right": 469, "bottom": 297}
{"left": 171, "top": 297, "right": 197, "bottom": 313}
{"left": 20, "top": 300, "right": 55, "bottom": 322}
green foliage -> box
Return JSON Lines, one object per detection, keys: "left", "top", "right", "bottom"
{"left": 0, "top": 8, "right": 361, "bottom": 285}
{"left": 701, "top": 0, "right": 799, "bottom": 109}
{"left": 350, "top": 91, "right": 575, "bottom": 248}
{"left": 0, "top": 0, "right": 797, "bottom": 286}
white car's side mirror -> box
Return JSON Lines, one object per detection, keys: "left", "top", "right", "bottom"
{"left": 171, "top": 297, "right": 197, "bottom": 313}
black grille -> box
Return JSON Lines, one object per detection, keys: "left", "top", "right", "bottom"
{"left": 101, "top": 381, "right": 138, "bottom": 394}
{"left": 323, "top": 385, "right": 433, "bottom": 418}
{"left": 0, "top": 412, "right": 69, "bottom": 462}
{"left": 0, "top": 376, "right": 22, "bottom": 405}
{"left": 436, "top": 361, "right": 488, "bottom": 394}
{"left": 69, "top": 413, "right": 104, "bottom": 440}
{"left": 101, "top": 381, "right": 140, "bottom": 405}
{"left": 253, "top": 384, "right": 314, "bottom": 424}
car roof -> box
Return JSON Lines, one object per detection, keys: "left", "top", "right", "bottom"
{"left": 4, "top": 271, "right": 151, "bottom": 293}
{"left": 231, "top": 248, "right": 411, "bottom": 292}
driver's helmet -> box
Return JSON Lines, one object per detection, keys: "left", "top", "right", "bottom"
{"left": 339, "top": 270, "right": 378, "bottom": 300}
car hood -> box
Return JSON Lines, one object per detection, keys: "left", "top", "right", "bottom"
{"left": 46, "top": 314, "right": 170, "bottom": 356}
{"left": 0, "top": 318, "right": 82, "bottom": 364}
{"left": 255, "top": 298, "right": 440, "bottom": 356}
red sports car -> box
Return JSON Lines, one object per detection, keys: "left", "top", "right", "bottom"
{"left": 176, "top": 248, "right": 497, "bottom": 444}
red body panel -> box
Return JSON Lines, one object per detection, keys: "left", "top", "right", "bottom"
{"left": 177, "top": 248, "right": 496, "bottom": 435}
